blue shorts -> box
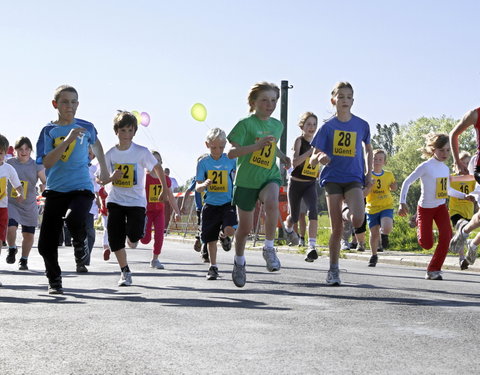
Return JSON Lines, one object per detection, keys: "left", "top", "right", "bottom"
{"left": 367, "top": 209, "right": 394, "bottom": 228}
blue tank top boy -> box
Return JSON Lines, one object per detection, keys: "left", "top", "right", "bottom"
{"left": 196, "top": 153, "right": 236, "bottom": 206}
{"left": 311, "top": 114, "right": 370, "bottom": 186}
{"left": 36, "top": 118, "right": 97, "bottom": 192}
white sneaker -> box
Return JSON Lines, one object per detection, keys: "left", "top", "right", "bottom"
{"left": 340, "top": 240, "right": 350, "bottom": 251}
{"left": 263, "top": 247, "right": 281, "bottom": 272}
{"left": 449, "top": 220, "right": 469, "bottom": 254}
{"left": 326, "top": 269, "right": 341, "bottom": 286}
{"left": 283, "top": 224, "right": 299, "bottom": 246}
{"left": 466, "top": 239, "right": 478, "bottom": 265}
{"left": 118, "top": 271, "right": 133, "bottom": 286}
{"left": 150, "top": 259, "right": 165, "bottom": 269}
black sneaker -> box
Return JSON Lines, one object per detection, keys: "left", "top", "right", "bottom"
{"left": 6, "top": 247, "right": 17, "bottom": 264}
{"left": 220, "top": 236, "right": 232, "bottom": 251}
{"left": 201, "top": 244, "right": 209, "bottom": 263}
{"left": 18, "top": 258, "right": 28, "bottom": 271}
{"left": 48, "top": 277, "right": 63, "bottom": 294}
{"left": 76, "top": 264, "right": 88, "bottom": 273}
{"left": 381, "top": 234, "right": 389, "bottom": 249}
{"left": 206, "top": 266, "right": 219, "bottom": 280}
{"left": 305, "top": 246, "right": 319, "bottom": 262}
{"left": 194, "top": 238, "right": 201, "bottom": 252}
{"left": 368, "top": 254, "right": 378, "bottom": 267}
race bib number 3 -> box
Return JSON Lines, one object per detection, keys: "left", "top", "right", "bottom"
{"left": 249, "top": 141, "right": 275, "bottom": 169}
{"left": 113, "top": 163, "right": 135, "bottom": 188}
{"left": 207, "top": 170, "right": 228, "bottom": 192}
{"left": 301, "top": 159, "right": 319, "bottom": 178}
{"left": 436, "top": 177, "right": 448, "bottom": 199}
{"left": 53, "top": 136, "right": 76, "bottom": 162}
{"left": 148, "top": 184, "right": 163, "bottom": 202}
{"left": 333, "top": 130, "right": 356, "bottom": 157}
{"left": 10, "top": 180, "right": 28, "bottom": 199}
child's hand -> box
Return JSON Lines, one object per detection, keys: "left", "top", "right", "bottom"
{"left": 398, "top": 203, "right": 408, "bottom": 217}
{"left": 65, "top": 127, "right": 87, "bottom": 145}
{"left": 174, "top": 213, "right": 181, "bottom": 222}
{"left": 15, "top": 195, "right": 25, "bottom": 204}
{"left": 203, "top": 179, "right": 212, "bottom": 187}
{"left": 159, "top": 188, "right": 167, "bottom": 202}
{"left": 255, "top": 136, "right": 275, "bottom": 150}
{"left": 465, "top": 194, "right": 476, "bottom": 202}
{"left": 110, "top": 169, "right": 123, "bottom": 182}
{"left": 318, "top": 153, "right": 330, "bottom": 165}
{"left": 283, "top": 156, "right": 291, "bottom": 170}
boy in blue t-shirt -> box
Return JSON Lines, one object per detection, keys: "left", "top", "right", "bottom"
{"left": 36, "top": 85, "right": 109, "bottom": 294}
{"left": 196, "top": 128, "right": 237, "bottom": 280}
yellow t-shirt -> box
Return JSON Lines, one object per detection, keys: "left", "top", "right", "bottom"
{"left": 449, "top": 175, "right": 476, "bottom": 219}
{"left": 366, "top": 170, "right": 395, "bottom": 214}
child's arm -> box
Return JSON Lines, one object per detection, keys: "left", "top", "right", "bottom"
{"left": 364, "top": 143, "right": 374, "bottom": 188}
{"left": 227, "top": 136, "right": 276, "bottom": 159}
{"left": 292, "top": 138, "right": 313, "bottom": 168}
{"left": 37, "top": 169, "right": 47, "bottom": 192}
{"left": 196, "top": 179, "right": 211, "bottom": 193}
{"left": 91, "top": 139, "right": 110, "bottom": 183}
{"left": 450, "top": 109, "right": 477, "bottom": 175}
{"left": 397, "top": 165, "right": 424, "bottom": 216}
{"left": 43, "top": 127, "right": 86, "bottom": 168}
{"left": 310, "top": 147, "right": 330, "bottom": 167}
{"left": 276, "top": 146, "right": 291, "bottom": 169}
{"left": 13, "top": 184, "right": 24, "bottom": 203}
{"left": 167, "top": 187, "right": 181, "bottom": 220}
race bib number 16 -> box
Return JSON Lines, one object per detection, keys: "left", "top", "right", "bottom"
{"left": 333, "top": 130, "right": 356, "bottom": 157}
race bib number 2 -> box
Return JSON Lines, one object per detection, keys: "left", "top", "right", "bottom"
{"left": 207, "top": 170, "right": 228, "bottom": 192}
{"left": 113, "top": 163, "right": 135, "bottom": 188}
{"left": 333, "top": 130, "right": 356, "bottom": 157}
{"left": 250, "top": 141, "right": 275, "bottom": 169}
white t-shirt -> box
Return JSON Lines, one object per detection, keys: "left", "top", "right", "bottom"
{"left": 0, "top": 163, "right": 21, "bottom": 208}
{"left": 105, "top": 143, "right": 158, "bottom": 207}
{"left": 400, "top": 157, "right": 465, "bottom": 208}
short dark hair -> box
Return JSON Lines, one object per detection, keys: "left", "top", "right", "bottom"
{"left": 113, "top": 111, "right": 138, "bottom": 134}
{"left": 0, "top": 134, "right": 9, "bottom": 153}
{"left": 14, "top": 136, "right": 33, "bottom": 151}
{"left": 53, "top": 85, "right": 78, "bottom": 101}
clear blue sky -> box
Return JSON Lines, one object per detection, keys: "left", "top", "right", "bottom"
{"left": 2, "top": 0, "right": 480, "bottom": 186}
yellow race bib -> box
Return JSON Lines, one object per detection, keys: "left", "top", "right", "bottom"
{"left": 10, "top": 180, "right": 28, "bottom": 199}
{"left": 0, "top": 177, "right": 6, "bottom": 200}
{"left": 53, "top": 136, "right": 76, "bottom": 162}
{"left": 113, "top": 163, "right": 135, "bottom": 188}
{"left": 207, "top": 170, "right": 228, "bottom": 192}
{"left": 436, "top": 177, "right": 448, "bottom": 199}
{"left": 148, "top": 184, "right": 163, "bottom": 202}
{"left": 249, "top": 141, "right": 275, "bottom": 169}
{"left": 301, "top": 159, "right": 319, "bottom": 178}
{"left": 333, "top": 130, "right": 356, "bottom": 157}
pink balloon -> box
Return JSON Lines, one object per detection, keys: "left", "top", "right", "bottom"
{"left": 140, "top": 112, "right": 150, "bottom": 127}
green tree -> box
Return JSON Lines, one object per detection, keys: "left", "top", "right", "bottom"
{"left": 371, "top": 122, "right": 400, "bottom": 155}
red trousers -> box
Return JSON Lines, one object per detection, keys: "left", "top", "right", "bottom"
{"left": 416, "top": 204, "right": 452, "bottom": 272}
{"left": 140, "top": 207, "right": 165, "bottom": 255}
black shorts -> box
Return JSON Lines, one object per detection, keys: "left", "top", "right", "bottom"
{"left": 107, "top": 203, "right": 146, "bottom": 252}
{"left": 8, "top": 218, "right": 36, "bottom": 234}
{"left": 201, "top": 203, "right": 237, "bottom": 243}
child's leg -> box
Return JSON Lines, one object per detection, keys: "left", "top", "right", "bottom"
{"left": 114, "top": 248, "right": 128, "bottom": 268}
{"left": 65, "top": 193, "right": 94, "bottom": 265}
{"left": 140, "top": 211, "right": 154, "bottom": 245}
{"left": 461, "top": 210, "right": 480, "bottom": 235}
{"left": 369, "top": 224, "right": 380, "bottom": 255}
{"left": 102, "top": 215, "right": 109, "bottom": 249}
{"left": 152, "top": 209, "right": 165, "bottom": 259}
{"left": 107, "top": 203, "right": 129, "bottom": 268}
{"left": 208, "top": 241, "right": 218, "bottom": 265}
{"left": 20, "top": 230, "right": 35, "bottom": 258}
{"left": 417, "top": 206, "right": 434, "bottom": 250}
{"left": 258, "top": 182, "right": 280, "bottom": 242}
{"left": 6, "top": 223, "right": 17, "bottom": 248}
{"left": 234, "top": 208, "right": 254, "bottom": 257}
{"left": 325, "top": 193, "right": 344, "bottom": 266}
{"left": 428, "top": 205, "right": 452, "bottom": 272}
{"left": 380, "top": 216, "right": 394, "bottom": 235}
{"left": 344, "top": 187, "right": 365, "bottom": 229}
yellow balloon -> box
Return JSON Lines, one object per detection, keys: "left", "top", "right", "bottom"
{"left": 132, "top": 110, "right": 142, "bottom": 125}
{"left": 191, "top": 103, "right": 207, "bottom": 122}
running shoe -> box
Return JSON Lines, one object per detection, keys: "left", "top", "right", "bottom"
{"left": 48, "top": 277, "right": 63, "bottom": 294}
{"left": 305, "top": 246, "right": 318, "bottom": 262}
{"left": 220, "top": 236, "right": 232, "bottom": 251}
{"left": 103, "top": 247, "right": 111, "bottom": 261}
{"left": 299, "top": 237, "right": 306, "bottom": 247}
{"left": 18, "top": 258, "right": 28, "bottom": 271}
{"left": 150, "top": 259, "right": 165, "bottom": 269}
{"left": 76, "top": 264, "right": 88, "bottom": 273}
{"left": 263, "top": 247, "right": 281, "bottom": 272}
{"left": 368, "top": 254, "right": 378, "bottom": 267}
{"left": 206, "top": 266, "right": 219, "bottom": 280}
{"left": 118, "top": 271, "right": 133, "bottom": 286}
{"left": 449, "top": 220, "right": 469, "bottom": 254}
{"left": 425, "top": 271, "right": 443, "bottom": 280}
{"left": 232, "top": 261, "right": 246, "bottom": 287}
{"left": 201, "top": 244, "right": 209, "bottom": 263}
{"left": 326, "top": 269, "right": 341, "bottom": 286}
{"left": 466, "top": 239, "right": 478, "bottom": 266}
{"left": 6, "top": 247, "right": 17, "bottom": 264}
{"left": 285, "top": 228, "right": 299, "bottom": 246}
{"left": 194, "top": 238, "right": 202, "bottom": 252}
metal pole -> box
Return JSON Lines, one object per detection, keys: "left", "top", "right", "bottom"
{"left": 280, "top": 80, "right": 293, "bottom": 185}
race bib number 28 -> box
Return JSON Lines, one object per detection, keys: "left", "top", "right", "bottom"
{"left": 333, "top": 130, "right": 356, "bottom": 157}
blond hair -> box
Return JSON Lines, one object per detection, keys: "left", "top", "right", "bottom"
{"left": 206, "top": 128, "right": 226, "bottom": 143}
{"left": 420, "top": 133, "right": 449, "bottom": 159}
{"left": 247, "top": 81, "right": 280, "bottom": 113}
{"left": 331, "top": 81, "right": 354, "bottom": 98}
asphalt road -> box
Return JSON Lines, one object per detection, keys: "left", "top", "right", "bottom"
{"left": 1, "top": 236, "right": 480, "bottom": 374}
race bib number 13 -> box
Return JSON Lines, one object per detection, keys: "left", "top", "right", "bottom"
{"left": 113, "top": 163, "right": 135, "bottom": 188}
{"left": 207, "top": 170, "right": 228, "bottom": 192}
{"left": 250, "top": 141, "right": 275, "bottom": 169}
{"left": 436, "top": 177, "right": 448, "bottom": 199}
{"left": 333, "top": 130, "right": 356, "bottom": 157}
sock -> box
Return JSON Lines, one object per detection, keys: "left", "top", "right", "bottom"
{"left": 284, "top": 221, "right": 293, "bottom": 233}
{"left": 210, "top": 264, "right": 217, "bottom": 268}
{"left": 330, "top": 263, "right": 339, "bottom": 270}
{"left": 121, "top": 265, "right": 130, "bottom": 273}
{"left": 9, "top": 246, "right": 17, "bottom": 250}
{"left": 21, "top": 256, "right": 28, "bottom": 260}
{"left": 309, "top": 238, "right": 316, "bottom": 247}
{"left": 234, "top": 255, "right": 246, "bottom": 265}
{"left": 264, "top": 239, "right": 274, "bottom": 249}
